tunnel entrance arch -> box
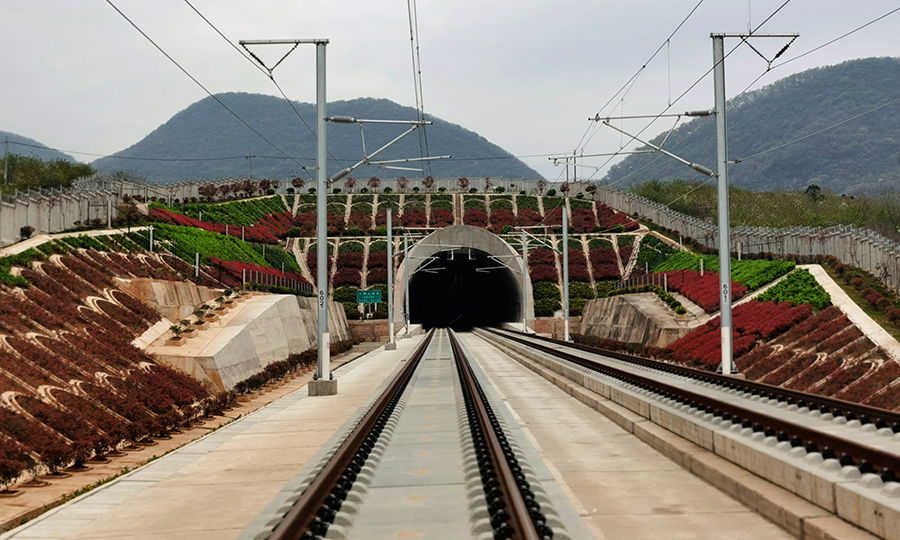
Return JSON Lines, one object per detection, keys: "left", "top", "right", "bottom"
{"left": 392, "top": 225, "right": 532, "bottom": 330}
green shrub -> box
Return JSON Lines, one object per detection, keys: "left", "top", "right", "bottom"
{"left": 490, "top": 199, "right": 513, "bottom": 210}
{"left": 757, "top": 268, "right": 831, "bottom": 309}
{"left": 338, "top": 241, "right": 364, "bottom": 253}
{"left": 588, "top": 237, "right": 613, "bottom": 250}
{"left": 517, "top": 196, "right": 539, "bottom": 211}
{"left": 430, "top": 200, "right": 453, "bottom": 211}
{"left": 568, "top": 281, "right": 595, "bottom": 299}
{"left": 569, "top": 198, "right": 593, "bottom": 209}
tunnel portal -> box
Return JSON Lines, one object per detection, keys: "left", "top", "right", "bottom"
{"left": 408, "top": 248, "right": 521, "bottom": 331}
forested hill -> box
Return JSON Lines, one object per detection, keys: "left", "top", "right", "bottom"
{"left": 602, "top": 57, "right": 900, "bottom": 194}
{"left": 92, "top": 93, "right": 542, "bottom": 183}
{"left": 0, "top": 131, "right": 77, "bottom": 162}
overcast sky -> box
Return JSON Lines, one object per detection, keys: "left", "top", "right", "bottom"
{"left": 2, "top": 0, "right": 900, "bottom": 181}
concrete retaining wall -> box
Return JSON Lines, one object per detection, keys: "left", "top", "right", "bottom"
{"left": 133, "top": 279, "right": 350, "bottom": 391}
{"left": 580, "top": 293, "right": 691, "bottom": 347}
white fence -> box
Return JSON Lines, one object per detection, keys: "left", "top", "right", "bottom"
{"left": 74, "top": 174, "right": 554, "bottom": 201}
{"left": 593, "top": 186, "right": 900, "bottom": 292}
{"left": 0, "top": 187, "right": 118, "bottom": 248}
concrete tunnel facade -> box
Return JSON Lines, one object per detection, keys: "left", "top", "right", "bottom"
{"left": 391, "top": 225, "right": 533, "bottom": 330}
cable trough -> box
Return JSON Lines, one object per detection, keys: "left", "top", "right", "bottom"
{"left": 488, "top": 329, "right": 900, "bottom": 483}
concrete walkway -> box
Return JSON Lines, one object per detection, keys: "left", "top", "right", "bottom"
{"left": 0, "top": 338, "right": 424, "bottom": 540}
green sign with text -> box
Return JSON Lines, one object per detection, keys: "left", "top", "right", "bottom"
{"left": 356, "top": 289, "right": 382, "bottom": 304}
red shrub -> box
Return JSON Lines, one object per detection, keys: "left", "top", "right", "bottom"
{"left": 489, "top": 208, "right": 516, "bottom": 232}
{"left": 784, "top": 357, "right": 842, "bottom": 391}
{"left": 6, "top": 336, "right": 82, "bottom": 383}
{"left": 570, "top": 207, "right": 597, "bottom": 233}
{"left": 515, "top": 209, "right": 542, "bottom": 227}
{"left": 815, "top": 361, "right": 873, "bottom": 397}
{"left": 596, "top": 202, "right": 639, "bottom": 231}
{"left": 401, "top": 209, "right": 427, "bottom": 227}
{"left": 528, "top": 249, "right": 555, "bottom": 267}
{"left": 661, "top": 270, "right": 746, "bottom": 312}
{"left": 336, "top": 252, "right": 364, "bottom": 269}
{"left": 429, "top": 209, "right": 454, "bottom": 227}
{"left": 566, "top": 249, "right": 587, "bottom": 266}
{"left": 567, "top": 264, "right": 591, "bottom": 282}
{"left": 464, "top": 209, "right": 488, "bottom": 227}
{"left": 761, "top": 354, "right": 817, "bottom": 386}
{"left": 367, "top": 267, "right": 388, "bottom": 284}
{"left": 18, "top": 395, "right": 98, "bottom": 445}
{"left": 866, "top": 292, "right": 883, "bottom": 307}
{"left": 544, "top": 207, "right": 563, "bottom": 226}
{"left": 368, "top": 250, "right": 388, "bottom": 268}
{"left": 333, "top": 268, "right": 362, "bottom": 287}
{"left": 860, "top": 362, "right": 900, "bottom": 410}
{"left": 529, "top": 264, "right": 558, "bottom": 283}
{"left": 0, "top": 347, "right": 52, "bottom": 388}
{"left": 347, "top": 211, "right": 372, "bottom": 231}
{"left": 0, "top": 407, "right": 64, "bottom": 455}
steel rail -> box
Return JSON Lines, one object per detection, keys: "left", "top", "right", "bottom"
{"left": 509, "top": 330, "right": 900, "bottom": 430}
{"left": 488, "top": 329, "right": 900, "bottom": 482}
{"left": 448, "top": 330, "right": 542, "bottom": 540}
{"left": 269, "top": 329, "right": 435, "bottom": 540}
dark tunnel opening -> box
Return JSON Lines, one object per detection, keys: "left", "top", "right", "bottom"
{"left": 408, "top": 249, "right": 521, "bottom": 331}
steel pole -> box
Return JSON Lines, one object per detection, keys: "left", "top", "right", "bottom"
{"left": 387, "top": 210, "right": 395, "bottom": 347}
{"left": 521, "top": 230, "right": 527, "bottom": 331}
{"left": 404, "top": 232, "right": 410, "bottom": 336}
{"left": 562, "top": 206, "right": 570, "bottom": 341}
{"left": 713, "top": 34, "right": 734, "bottom": 375}
{"left": 315, "top": 41, "right": 331, "bottom": 381}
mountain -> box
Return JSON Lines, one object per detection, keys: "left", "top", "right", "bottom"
{"left": 92, "top": 93, "right": 542, "bottom": 183}
{"left": 0, "top": 131, "right": 78, "bottom": 162}
{"left": 601, "top": 57, "right": 900, "bottom": 194}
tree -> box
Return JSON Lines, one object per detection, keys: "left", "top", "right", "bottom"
{"left": 484, "top": 178, "right": 493, "bottom": 192}
{"left": 271, "top": 179, "right": 280, "bottom": 191}
{"left": 804, "top": 184, "right": 823, "bottom": 202}
{"left": 560, "top": 182, "right": 571, "bottom": 195}
{"left": 367, "top": 176, "right": 381, "bottom": 191}
{"left": 423, "top": 176, "right": 435, "bottom": 191}
{"left": 198, "top": 184, "right": 218, "bottom": 200}
{"left": 292, "top": 177, "right": 305, "bottom": 190}
{"left": 458, "top": 177, "right": 470, "bottom": 191}
{"left": 345, "top": 177, "right": 357, "bottom": 192}
{"left": 536, "top": 179, "right": 547, "bottom": 195}
{"left": 0, "top": 459, "right": 25, "bottom": 492}
{"left": 259, "top": 179, "right": 272, "bottom": 192}
{"left": 397, "top": 177, "right": 409, "bottom": 191}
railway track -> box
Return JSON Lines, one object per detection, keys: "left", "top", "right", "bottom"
{"left": 253, "top": 329, "right": 575, "bottom": 540}
{"left": 486, "top": 328, "right": 900, "bottom": 482}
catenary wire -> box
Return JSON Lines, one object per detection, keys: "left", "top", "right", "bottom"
{"left": 578, "top": 0, "right": 796, "bottom": 183}
{"left": 574, "top": 0, "right": 707, "bottom": 153}
{"left": 606, "top": 3, "right": 900, "bottom": 193}
{"left": 103, "top": 0, "right": 311, "bottom": 176}
{"left": 182, "top": 0, "right": 350, "bottom": 173}
{"left": 407, "top": 0, "right": 432, "bottom": 177}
